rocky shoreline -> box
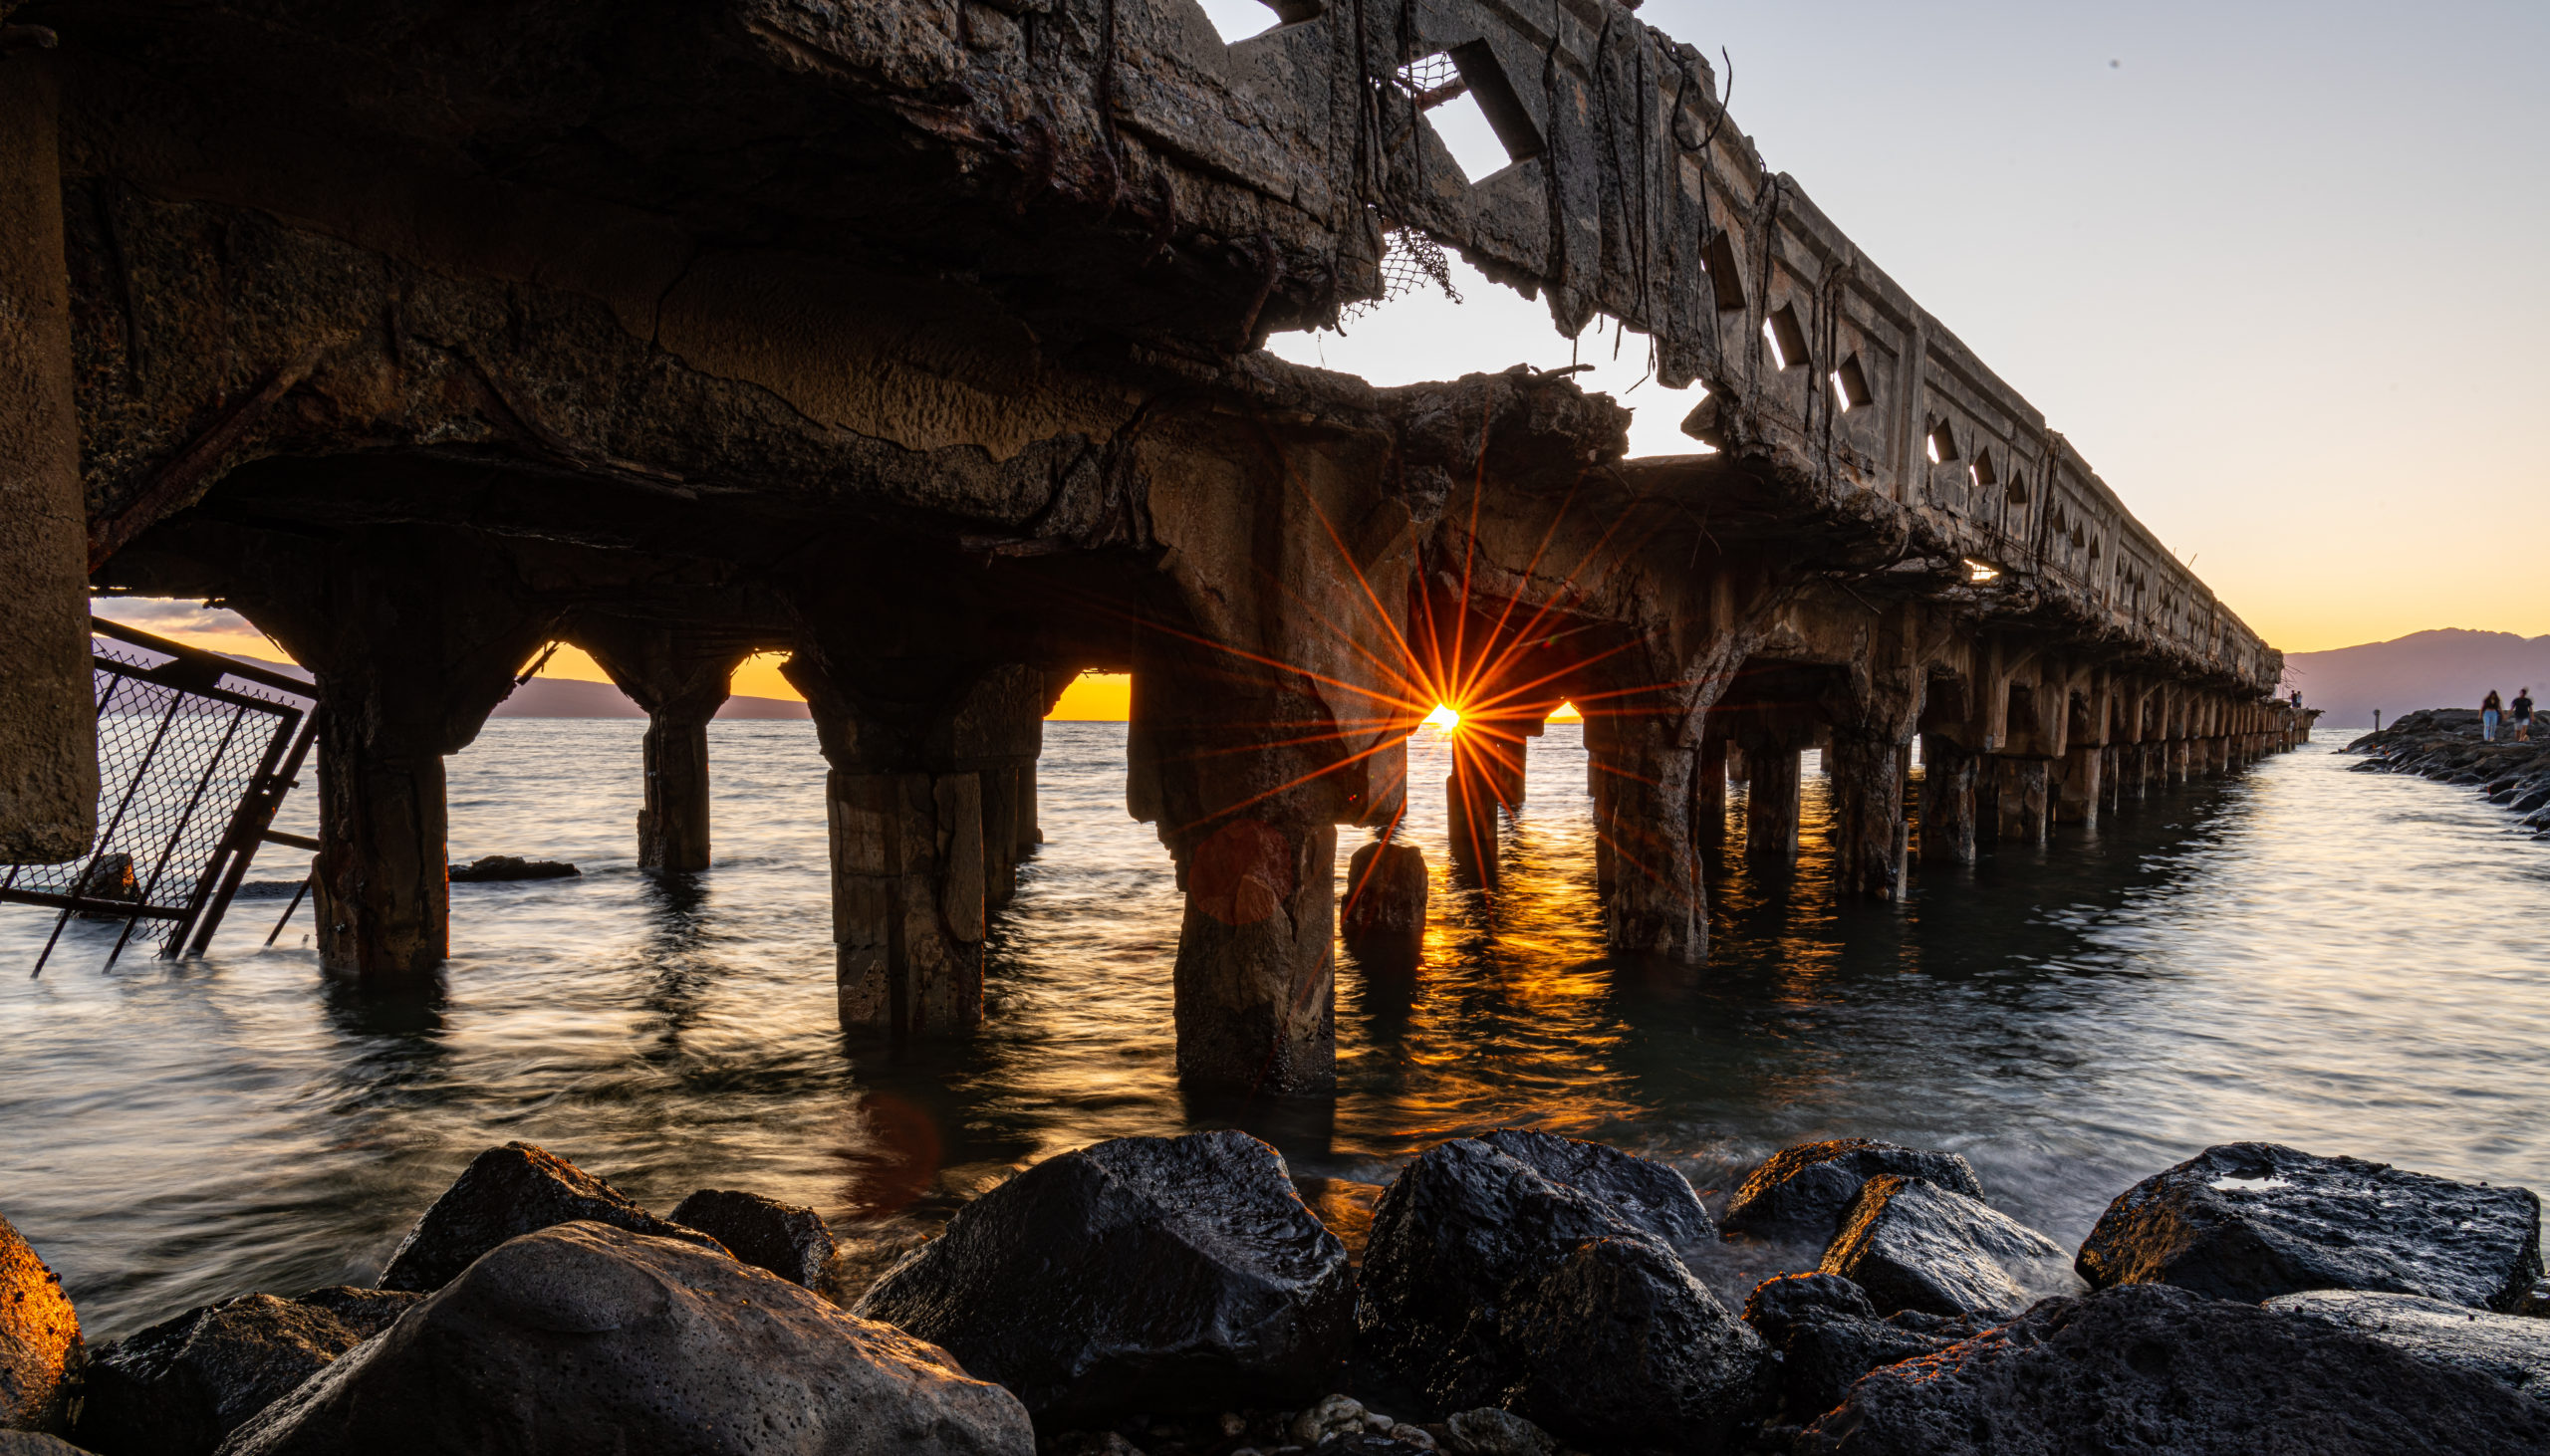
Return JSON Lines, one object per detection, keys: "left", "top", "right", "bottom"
{"left": 3, "top": 1130, "right": 2545, "bottom": 1455}
{"left": 2347, "top": 707, "right": 2550, "bottom": 835}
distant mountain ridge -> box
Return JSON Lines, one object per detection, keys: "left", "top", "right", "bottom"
{"left": 2282, "top": 629, "right": 2550, "bottom": 729}
{"left": 218, "top": 653, "right": 811, "bottom": 720}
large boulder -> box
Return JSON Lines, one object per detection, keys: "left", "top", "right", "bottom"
{"left": 2077, "top": 1142, "right": 2544, "bottom": 1311}
{"left": 377, "top": 1142, "right": 725, "bottom": 1293}
{"left": 215, "top": 1221, "right": 1031, "bottom": 1456}
{"left": 75, "top": 1291, "right": 418, "bottom": 1456}
{"left": 0, "top": 1436, "right": 91, "bottom": 1455}
{"left": 1741, "top": 1274, "right": 1976, "bottom": 1423}
{"left": 1818, "top": 1175, "right": 2071, "bottom": 1319}
{"left": 853, "top": 1131, "right": 1352, "bottom": 1423}
{"left": 1797, "top": 1284, "right": 2550, "bottom": 1455}
{"left": 1719, "top": 1139, "right": 1984, "bottom": 1242}
{"left": 1356, "top": 1133, "right": 1764, "bottom": 1444}
{"left": 0, "top": 1214, "right": 80, "bottom": 1434}
{"left": 667, "top": 1189, "right": 837, "bottom": 1288}
{"left": 1469, "top": 1128, "right": 1713, "bottom": 1251}
{"left": 2269, "top": 1290, "right": 2550, "bottom": 1400}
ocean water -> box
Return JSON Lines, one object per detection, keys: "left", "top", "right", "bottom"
{"left": 5, "top": 719, "right": 2546, "bottom": 1337}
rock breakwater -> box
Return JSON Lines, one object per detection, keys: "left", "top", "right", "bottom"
{"left": 1, "top": 1133, "right": 2542, "bottom": 1454}
{"left": 2349, "top": 708, "right": 2550, "bottom": 834}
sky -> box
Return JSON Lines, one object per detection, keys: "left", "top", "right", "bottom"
{"left": 94, "top": 0, "right": 2550, "bottom": 708}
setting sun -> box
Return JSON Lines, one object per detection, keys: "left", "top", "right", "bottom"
{"left": 1422, "top": 703, "right": 1461, "bottom": 729}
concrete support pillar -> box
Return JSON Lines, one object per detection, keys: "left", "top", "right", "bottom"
{"left": 1342, "top": 836, "right": 1426, "bottom": 969}
{"left": 230, "top": 533, "right": 556, "bottom": 982}
{"left": 1995, "top": 758, "right": 2051, "bottom": 845}
{"left": 1919, "top": 735, "right": 1979, "bottom": 866}
{"left": 1445, "top": 762, "right": 1498, "bottom": 888}
{"left": 1746, "top": 741, "right": 1806, "bottom": 867}
{"left": 825, "top": 768, "right": 984, "bottom": 1035}
{"left": 1829, "top": 737, "right": 1910, "bottom": 897}
{"left": 1693, "top": 736, "right": 1729, "bottom": 849}
{"left": 788, "top": 659, "right": 1045, "bottom": 1040}
{"left": 2058, "top": 745, "right": 2103, "bottom": 829}
{"left": 1584, "top": 709, "right": 1703, "bottom": 958}
{"left": 0, "top": 61, "right": 98, "bottom": 863}
{"left": 575, "top": 618, "right": 749, "bottom": 874}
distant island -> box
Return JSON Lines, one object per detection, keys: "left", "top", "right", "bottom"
{"left": 2282, "top": 628, "right": 2550, "bottom": 728}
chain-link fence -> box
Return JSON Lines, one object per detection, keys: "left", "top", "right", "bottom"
{"left": 2, "top": 618, "right": 316, "bottom": 974}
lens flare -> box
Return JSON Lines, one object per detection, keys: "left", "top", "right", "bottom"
{"left": 1422, "top": 703, "right": 1461, "bottom": 730}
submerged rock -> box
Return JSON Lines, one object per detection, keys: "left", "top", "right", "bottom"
{"left": 75, "top": 1293, "right": 408, "bottom": 1456}
{"left": 1342, "top": 840, "right": 1427, "bottom": 966}
{"left": 1357, "top": 1134, "right": 1763, "bottom": 1444}
{"left": 444, "top": 855, "right": 577, "bottom": 882}
{"left": 667, "top": 1189, "right": 837, "bottom": 1288}
{"left": 1797, "top": 1284, "right": 2550, "bottom": 1455}
{"left": 853, "top": 1130, "right": 1352, "bottom": 1423}
{"left": 0, "top": 1214, "right": 80, "bottom": 1434}
{"left": 1719, "top": 1139, "right": 1984, "bottom": 1242}
{"left": 2269, "top": 1289, "right": 2550, "bottom": 1399}
{"left": 2077, "top": 1142, "right": 2544, "bottom": 1311}
{"left": 376, "top": 1141, "right": 725, "bottom": 1293}
{"left": 1819, "top": 1174, "right": 2070, "bottom": 1319}
{"left": 215, "top": 1221, "right": 1031, "bottom": 1455}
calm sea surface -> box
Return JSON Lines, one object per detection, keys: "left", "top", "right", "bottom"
{"left": 5, "top": 719, "right": 2546, "bottom": 1337}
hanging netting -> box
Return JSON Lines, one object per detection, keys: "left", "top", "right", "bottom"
{"left": 1344, "top": 226, "right": 1462, "bottom": 323}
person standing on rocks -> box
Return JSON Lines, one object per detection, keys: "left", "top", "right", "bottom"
{"left": 2514, "top": 687, "right": 2534, "bottom": 744}
{"left": 2481, "top": 689, "right": 2503, "bottom": 742}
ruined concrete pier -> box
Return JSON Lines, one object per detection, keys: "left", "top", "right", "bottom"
{"left": 17, "top": 0, "right": 2309, "bottom": 1092}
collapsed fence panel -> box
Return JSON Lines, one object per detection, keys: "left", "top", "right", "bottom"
{"left": 0, "top": 617, "right": 316, "bottom": 975}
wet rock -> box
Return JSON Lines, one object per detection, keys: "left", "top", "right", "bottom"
{"left": 667, "top": 1188, "right": 837, "bottom": 1287}
{"left": 1494, "top": 1235, "right": 1768, "bottom": 1448}
{"left": 76, "top": 1295, "right": 377, "bottom": 1456}
{"left": 1797, "top": 1284, "right": 2550, "bottom": 1455}
{"left": 1719, "top": 1138, "right": 1984, "bottom": 1242}
{"left": 0, "top": 1435, "right": 93, "bottom": 1455}
{"left": 1470, "top": 1127, "right": 1713, "bottom": 1251}
{"left": 1741, "top": 1271, "right": 1877, "bottom": 1344}
{"left": 2270, "top": 1290, "right": 2550, "bottom": 1399}
{"left": 1342, "top": 840, "right": 1427, "bottom": 966}
{"left": 215, "top": 1221, "right": 1031, "bottom": 1455}
{"left": 853, "top": 1130, "right": 1351, "bottom": 1423}
{"left": 1356, "top": 1135, "right": 1764, "bottom": 1443}
{"left": 1777, "top": 1307, "right": 1982, "bottom": 1424}
{"left": 280, "top": 1288, "right": 417, "bottom": 1341}
{"left": 2076, "top": 1142, "right": 2544, "bottom": 1311}
{"left": 376, "top": 1141, "right": 725, "bottom": 1293}
{"left": 1441, "top": 1408, "right": 1552, "bottom": 1456}
{"left": 0, "top": 1213, "right": 80, "bottom": 1434}
{"left": 1819, "top": 1174, "right": 2069, "bottom": 1319}
{"left": 444, "top": 854, "right": 577, "bottom": 882}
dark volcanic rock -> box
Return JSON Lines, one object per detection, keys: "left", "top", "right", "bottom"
{"left": 1797, "top": 1284, "right": 2550, "bottom": 1455}
{"left": 1356, "top": 1135, "right": 1764, "bottom": 1442}
{"left": 376, "top": 1141, "right": 725, "bottom": 1293}
{"left": 1470, "top": 1127, "right": 1713, "bottom": 1251}
{"left": 1494, "top": 1235, "right": 1768, "bottom": 1448}
{"left": 75, "top": 1294, "right": 385, "bottom": 1456}
{"left": 0, "top": 1435, "right": 91, "bottom": 1455}
{"left": 1741, "top": 1272, "right": 1877, "bottom": 1344}
{"left": 2269, "top": 1289, "right": 2550, "bottom": 1399}
{"left": 1780, "top": 1308, "right": 1980, "bottom": 1424}
{"left": 0, "top": 1214, "right": 80, "bottom": 1434}
{"left": 1719, "top": 1139, "right": 1984, "bottom": 1242}
{"left": 852, "top": 1130, "right": 1351, "bottom": 1423}
{"left": 1342, "top": 840, "right": 1427, "bottom": 967}
{"left": 2077, "top": 1142, "right": 2544, "bottom": 1311}
{"left": 215, "top": 1222, "right": 1031, "bottom": 1456}
{"left": 667, "top": 1189, "right": 837, "bottom": 1287}
{"left": 281, "top": 1288, "right": 418, "bottom": 1341}
{"left": 1819, "top": 1174, "right": 2069, "bottom": 1319}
